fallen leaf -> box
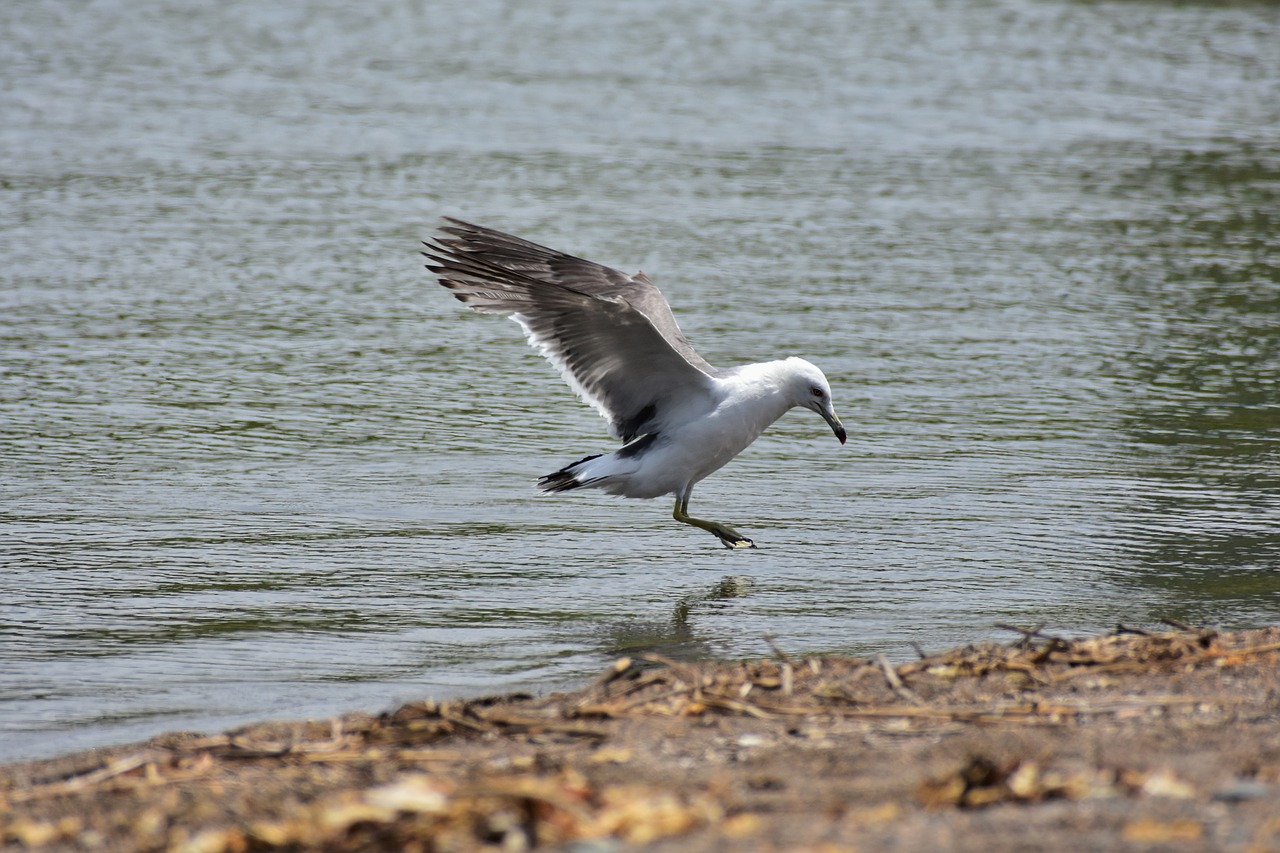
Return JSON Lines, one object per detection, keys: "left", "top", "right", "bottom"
{"left": 1122, "top": 818, "right": 1203, "bottom": 842}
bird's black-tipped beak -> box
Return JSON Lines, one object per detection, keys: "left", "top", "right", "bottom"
{"left": 822, "top": 410, "right": 847, "bottom": 445}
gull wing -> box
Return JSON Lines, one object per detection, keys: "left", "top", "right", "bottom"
{"left": 424, "top": 218, "right": 719, "bottom": 442}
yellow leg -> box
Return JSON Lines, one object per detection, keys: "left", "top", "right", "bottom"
{"left": 673, "top": 497, "right": 756, "bottom": 549}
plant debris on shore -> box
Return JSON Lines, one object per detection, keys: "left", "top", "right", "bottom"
{"left": 4, "top": 625, "right": 1279, "bottom": 852}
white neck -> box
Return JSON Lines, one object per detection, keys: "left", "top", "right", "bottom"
{"left": 716, "top": 360, "right": 803, "bottom": 437}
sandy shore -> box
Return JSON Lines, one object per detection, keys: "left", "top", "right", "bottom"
{"left": 3, "top": 625, "right": 1279, "bottom": 852}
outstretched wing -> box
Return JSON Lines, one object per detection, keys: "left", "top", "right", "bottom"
{"left": 424, "top": 218, "right": 719, "bottom": 442}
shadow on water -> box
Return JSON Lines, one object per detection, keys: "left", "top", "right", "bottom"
{"left": 592, "top": 575, "right": 756, "bottom": 662}
{"left": 1093, "top": 143, "right": 1280, "bottom": 623}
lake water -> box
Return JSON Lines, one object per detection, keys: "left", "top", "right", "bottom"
{"left": 2, "top": 0, "right": 1278, "bottom": 764}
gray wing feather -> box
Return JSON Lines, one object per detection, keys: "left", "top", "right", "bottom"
{"left": 424, "top": 218, "right": 718, "bottom": 442}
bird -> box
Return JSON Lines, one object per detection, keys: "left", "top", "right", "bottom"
{"left": 422, "top": 218, "right": 846, "bottom": 549}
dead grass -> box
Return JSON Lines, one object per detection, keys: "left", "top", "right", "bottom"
{"left": 3, "top": 625, "right": 1279, "bottom": 852}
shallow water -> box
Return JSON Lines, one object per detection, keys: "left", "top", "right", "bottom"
{"left": 2, "top": 0, "right": 1279, "bottom": 763}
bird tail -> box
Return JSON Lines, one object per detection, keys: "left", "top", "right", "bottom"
{"left": 537, "top": 453, "right": 602, "bottom": 493}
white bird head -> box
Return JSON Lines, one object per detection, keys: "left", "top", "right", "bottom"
{"left": 783, "top": 357, "right": 846, "bottom": 445}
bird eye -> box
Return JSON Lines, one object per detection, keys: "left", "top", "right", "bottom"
{"left": 811, "top": 386, "right": 825, "bottom": 399}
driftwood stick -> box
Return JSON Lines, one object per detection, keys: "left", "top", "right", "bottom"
{"left": 878, "top": 654, "right": 921, "bottom": 704}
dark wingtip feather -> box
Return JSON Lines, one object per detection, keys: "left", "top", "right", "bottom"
{"left": 537, "top": 470, "right": 582, "bottom": 493}
{"left": 537, "top": 452, "right": 603, "bottom": 492}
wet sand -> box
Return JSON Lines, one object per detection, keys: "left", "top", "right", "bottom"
{"left": 3, "top": 626, "right": 1279, "bottom": 852}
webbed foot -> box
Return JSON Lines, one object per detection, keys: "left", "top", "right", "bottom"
{"left": 710, "top": 524, "right": 756, "bottom": 550}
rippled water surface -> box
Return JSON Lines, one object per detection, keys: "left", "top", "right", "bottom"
{"left": 3, "top": 0, "right": 1279, "bottom": 762}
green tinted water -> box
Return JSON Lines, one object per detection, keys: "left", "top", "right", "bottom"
{"left": 2, "top": 0, "right": 1277, "bottom": 762}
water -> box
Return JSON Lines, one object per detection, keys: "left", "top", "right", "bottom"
{"left": 2, "top": 0, "right": 1278, "bottom": 764}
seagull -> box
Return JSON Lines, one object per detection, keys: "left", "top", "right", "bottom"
{"left": 422, "top": 218, "right": 846, "bottom": 549}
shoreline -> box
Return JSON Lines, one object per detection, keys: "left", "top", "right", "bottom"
{"left": 4, "top": 626, "right": 1279, "bottom": 851}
